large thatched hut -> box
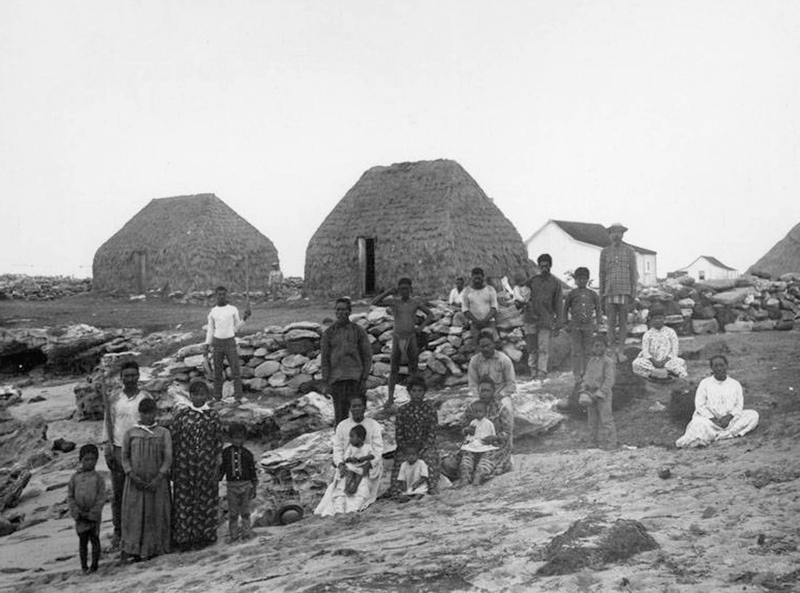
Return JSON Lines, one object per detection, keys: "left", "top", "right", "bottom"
{"left": 748, "top": 221, "right": 800, "bottom": 278}
{"left": 93, "top": 194, "right": 279, "bottom": 294}
{"left": 304, "top": 159, "right": 531, "bottom": 297}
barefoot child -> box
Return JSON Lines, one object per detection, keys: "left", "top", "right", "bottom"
{"left": 395, "top": 445, "right": 429, "bottom": 499}
{"left": 341, "top": 425, "right": 375, "bottom": 495}
{"left": 457, "top": 381, "right": 503, "bottom": 487}
{"left": 579, "top": 334, "right": 618, "bottom": 449}
{"left": 121, "top": 398, "right": 172, "bottom": 561}
{"left": 220, "top": 423, "right": 258, "bottom": 542}
{"left": 67, "top": 444, "right": 105, "bottom": 573}
{"left": 371, "top": 278, "right": 434, "bottom": 407}
{"left": 563, "top": 267, "right": 602, "bottom": 390}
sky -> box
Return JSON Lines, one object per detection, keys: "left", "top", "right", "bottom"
{"left": 2, "top": 0, "right": 799, "bottom": 280}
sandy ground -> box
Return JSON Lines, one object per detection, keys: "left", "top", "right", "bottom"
{"left": 1, "top": 331, "right": 799, "bottom": 593}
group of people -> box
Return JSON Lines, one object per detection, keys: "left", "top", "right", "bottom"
{"left": 75, "top": 362, "right": 259, "bottom": 573}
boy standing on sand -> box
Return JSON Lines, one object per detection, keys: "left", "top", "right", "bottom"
{"left": 372, "top": 278, "right": 434, "bottom": 408}
{"left": 204, "top": 286, "right": 251, "bottom": 401}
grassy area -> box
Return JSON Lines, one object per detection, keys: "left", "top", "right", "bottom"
{"left": 0, "top": 292, "right": 373, "bottom": 336}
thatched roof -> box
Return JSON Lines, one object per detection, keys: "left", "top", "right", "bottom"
{"left": 748, "top": 222, "right": 800, "bottom": 278}
{"left": 304, "top": 159, "right": 532, "bottom": 297}
{"left": 93, "top": 194, "right": 278, "bottom": 293}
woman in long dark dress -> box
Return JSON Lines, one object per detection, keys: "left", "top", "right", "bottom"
{"left": 391, "top": 375, "right": 440, "bottom": 495}
{"left": 171, "top": 379, "right": 223, "bottom": 550}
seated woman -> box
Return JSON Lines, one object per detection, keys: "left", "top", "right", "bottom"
{"left": 391, "top": 375, "right": 440, "bottom": 496}
{"left": 314, "top": 395, "right": 384, "bottom": 516}
{"left": 455, "top": 377, "right": 514, "bottom": 487}
{"left": 632, "top": 304, "right": 687, "bottom": 380}
{"left": 676, "top": 355, "right": 759, "bottom": 448}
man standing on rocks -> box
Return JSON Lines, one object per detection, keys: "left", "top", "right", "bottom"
{"left": 205, "top": 286, "right": 251, "bottom": 401}
{"left": 321, "top": 298, "right": 373, "bottom": 426}
{"left": 599, "top": 223, "right": 638, "bottom": 361}
{"left": 103, "top": 360, "right": 151, "bottom": 552}
{"left": 462, "top": 267, "right": 498, "bottom": 349}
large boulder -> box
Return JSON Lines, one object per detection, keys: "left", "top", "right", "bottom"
{"left": 0, "top": 467, "right": 31, "bottom": 511}
{"left": 0, "top": 412, "right": 48, "bottom": 468}
{"left": 691, "top": 318, "right": 719, "bottom": 335}
{"left": 271, "top": 392, "right": 334, "bottom": 443}
{"left": 711, "top": 287, "right": 757, "bottom": 306}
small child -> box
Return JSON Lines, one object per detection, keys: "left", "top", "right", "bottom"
{"left": 67, "top": 444, "right": 105, "bottom": 574}
{"left": 371, "top": 278, "right": 434, "bottom": 407}
{"left": 579, "top": 334, "right": 618, "bottom": 449}
{"left": 341, "top": 424, "right": 375, "bottom": 495}
{"left": 564, "top": 267, "right": 602, "bottom": 389}
{"left": 460, "top": 401, "right": 499, "bottom": 454}
{"left": 395, "top": 445, "right": 429, "bottom": 499}
{"left": 220, "top": 423, "right": 258, "bottom": 542}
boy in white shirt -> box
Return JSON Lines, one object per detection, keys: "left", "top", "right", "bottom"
{"left": 204, "top": 286, "right": 251, "bottom": 401}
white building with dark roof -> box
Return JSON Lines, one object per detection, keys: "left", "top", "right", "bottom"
{"left": 524, "top": 219, "right": 658, "bottom": 287}
{"left": 676, "top": 255, "right": 739, "bottom": 281}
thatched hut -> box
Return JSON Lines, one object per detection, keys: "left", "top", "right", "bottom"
{"left": 93, "top": 194, "right": 279, "bottom": 294}
{"left": 304, "top": 159, "right": 531, "bottom": 297}
{"left": 748, "top": 221, "right": 800, "bottom": 278}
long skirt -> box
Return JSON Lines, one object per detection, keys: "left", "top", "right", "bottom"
{"left": 675, "top": 410, "right": 759, "bottom": 448}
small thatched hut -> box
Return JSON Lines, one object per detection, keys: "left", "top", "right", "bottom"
{"left": 748, "top": 221, "right": 800, "bottom": 278}
{"left": 304, "top": 159, "right": 531, "bottom": 297}
{"left": 93, "top": 194, "right": 279, "bottom": 294}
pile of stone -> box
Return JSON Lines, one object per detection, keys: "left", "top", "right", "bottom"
{"left": 633, "top": 273, "right": 800, "bottom": 337}
{"left": 0, "top": 274, "right": 91, "bottom": 301}
{"left": 161, "top": 302, "right": 531, "bottom": 398}
{"left": 0, "top": 324, "right": 194, "bottom": 376}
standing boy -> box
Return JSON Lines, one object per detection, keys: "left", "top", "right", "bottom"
{"left": 321, "top": 298, "right": 373, "bottom": 426}
{"left": 580, "top": 334, "right": 618, "bottom": 449}
{"left": 205, "top": 286, "right": 251, "bottom": 401}
{"left": 220, "top": 423, "right": 258, "bottom": 542}
{"left": 68, "top": 444, "right": 106, "bottom": 573}
{"left": 371, "top": 278, "right": 434, "bottom": 407}
{"left": 599, "top": 223, "right": 638, "bottom": 361}
{"left": 462, "top": 267, "right": 498, "bottom": 348}
{"left": 103, "top": 360, "right": 150, "bottom": 551}
{"left": 524, "top": 254, "right": 563, "bottom": 380}
{"left": 563, "top": 267, "right": 602, "bottom": 389}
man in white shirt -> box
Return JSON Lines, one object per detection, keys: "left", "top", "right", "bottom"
{"left": 204, "top": 286, "right": 251, "bottom": 401}
{"left": 103, "top": 360, "right": 151, "bottom": 550}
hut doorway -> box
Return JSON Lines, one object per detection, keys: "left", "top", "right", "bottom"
{"left": 357, "top": 237, "right": 376, "bottom": 296}
{"left": 133, "top": 251, "right": 147, "bottom": 293}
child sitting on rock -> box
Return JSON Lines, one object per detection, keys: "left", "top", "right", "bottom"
{"left": 67, "top": 444, "right": 106, "bottom": 574}
{"left": 341, "top": 425, "right": 375, "bottom": 495}
{"left": 578, "top": 334, "right": 618, "bottom": 449}
{"left": 395, "top": 445, "right": 430, "bottom": 500}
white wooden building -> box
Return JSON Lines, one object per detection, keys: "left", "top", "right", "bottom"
{"left": 524, "top": 220, "right": 658, "bottom": 287}
{"left": 675, "top": 255, "right": 738, "bottom": 281}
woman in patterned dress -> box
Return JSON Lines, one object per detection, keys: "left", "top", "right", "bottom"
{"left": 171, "top": 379, "right": 223, "bottom": 550}
{"left": 391, "top": 375, "right": 440, "bottom": 495}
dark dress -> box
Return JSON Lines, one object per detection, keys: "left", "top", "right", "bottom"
{"left": 170, "top": 406, "right": 223, "bottom": 546}
{"left": 391, "top": 400, "right": 440, "bottom": 494}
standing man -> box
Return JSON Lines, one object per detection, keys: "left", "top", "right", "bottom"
{"left": 267, "top": 262, "right": 283, "bottom": 300}
{"left": 462, "top": 267, "right": 498, "bottom": 349}
{"left": 205, "top": 285, "right": 251, "bottom": 401}
{"left": 524, "top": 254, "right": 563, "bottom": 381}
{"left": 321, "top": 298, "right": 373, "bottom": 426}
{"left": 599, "top": 223, "right": 638, "bottom": 361}
{"left": 103, "top": 360, "right": 151, "bottom": 552}
{"left": 448, "top": 277, "right": 465, "bottom": 308}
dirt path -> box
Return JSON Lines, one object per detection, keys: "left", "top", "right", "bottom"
{"left": 2, "top": 331, "right": 799, "bottom": 592}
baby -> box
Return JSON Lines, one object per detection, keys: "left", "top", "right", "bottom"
{"left": 341, "top": 425, "right": 375, "bottom": 495}
{"left": 461, "top": 400, "right": 499, "bottom": 453}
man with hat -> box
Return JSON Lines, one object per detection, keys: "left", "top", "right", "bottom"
{"left": 599, "top": 223, "right": 638, "bottom": 361}
{"left": 632, "top": 303, "right": 688, "bottom": 380}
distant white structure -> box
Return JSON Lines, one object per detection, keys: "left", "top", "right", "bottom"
{"left": 675, "top": 255, "right": 738, "bottom": 281}
{"left": 524, "top": 220, "right": 658, "bottom": 287}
